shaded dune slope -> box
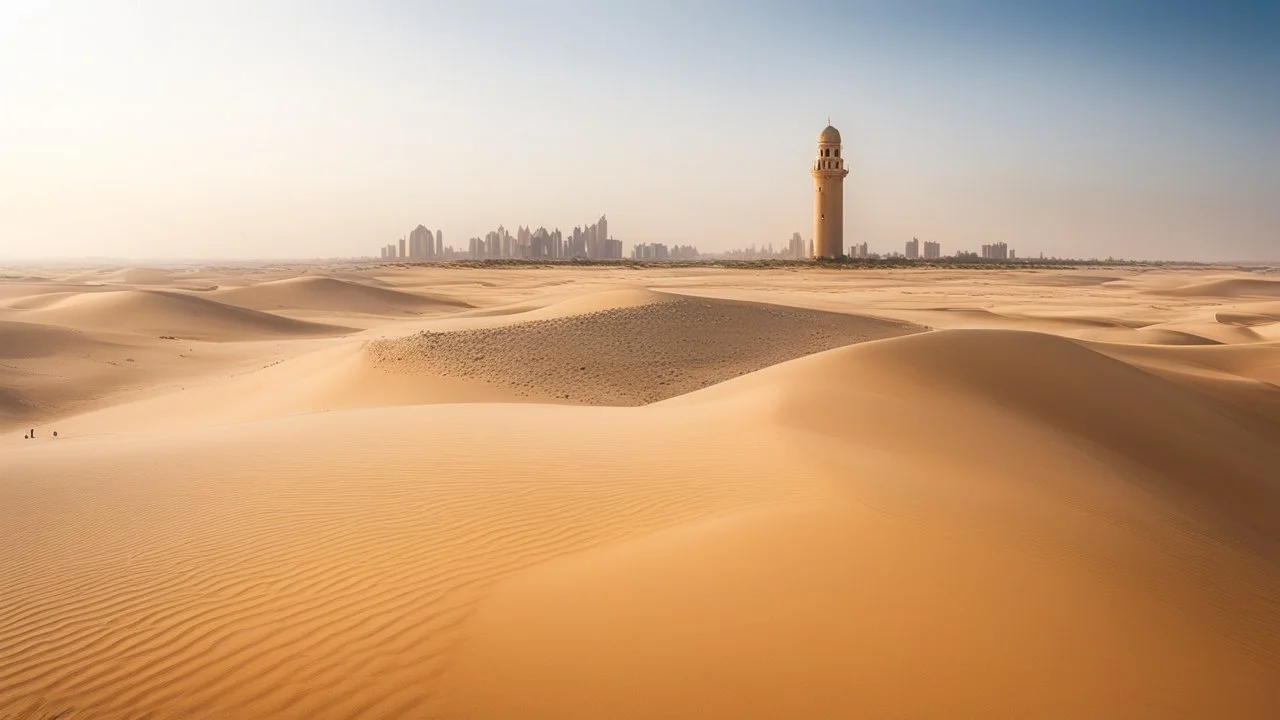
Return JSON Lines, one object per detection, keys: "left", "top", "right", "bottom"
{"left": 0, "top": 321, "right": 123, "bottom": 360}
{"left": 0, "top": 321, "right": 137, "bottom": 428}
{"left": 214, "top": 276, "right": 472, "bottom": 315}
{"left": 21, "top": 289, "right": 354, "bottom": 341}
{"left": 368, "top": 293, "right": 923, "bottom": 405}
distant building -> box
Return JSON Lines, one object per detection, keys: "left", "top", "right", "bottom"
{"left": 633, "top": 243, "right": 670, "bottom": 260}
{"left": 981, "top": 242, "right": 1009, "bottom": 260}
{"left": 788, "top": 232, "right": 806, "bottom": 259}
{"left": 849, "top": 241, "right": 869, "bottom": 258}
{"left": 923, "top": 240, "right": 941, "bottom": 259}
{"left": 905, "top": 237, "right": 920, "bottom": 260}
{"left": 409, "top": 224, "right": 436, "bottom": 259}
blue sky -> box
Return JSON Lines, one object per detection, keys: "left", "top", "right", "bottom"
{"left": 1, "top": 0, "right": 1276, "bottom": 260}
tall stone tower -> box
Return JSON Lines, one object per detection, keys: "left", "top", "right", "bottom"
{"left": 811, "top": 124, "right": 849, "bottom": 259}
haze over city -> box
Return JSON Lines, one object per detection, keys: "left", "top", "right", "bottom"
{"left": 2, "top": 0, "right": 1277, "bottom": 262}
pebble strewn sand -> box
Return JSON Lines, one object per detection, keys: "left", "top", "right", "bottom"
{"left": 366, "top": 294, "right": 923, "bottom": 404}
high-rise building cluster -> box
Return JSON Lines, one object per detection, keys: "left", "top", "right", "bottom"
{"left": 848, "top": 242, "right": 869, "bottom": 258}
{"left": 381, "top": 225, "right": 450, "bottom": 260}
{"left": 714, "top": 234, "right": 815, "bottom": 260}
{"left": 632, "top": 243, "right": 669, "bottom": 260}
{"left": 468, "top": 225, "right": 564, "bottom": 259}
{"left": 630, "top": 243, "right": 698, "bottom": 260}
{"left": 981, "top": 242, "right": 1010, "bottom": 260}
{"left": 377, "top": 215, "right": 622, "bottom": 261}
{"left": 465, "top": 215, "right": 620, "bottom": 260}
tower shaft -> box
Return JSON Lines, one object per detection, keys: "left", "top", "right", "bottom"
{"left": 811, "top": 125, "right": 849, "bottom": 259}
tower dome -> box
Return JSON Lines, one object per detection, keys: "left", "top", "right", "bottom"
{"left": 818, "top": 125, "right": 841, "bottom": 144}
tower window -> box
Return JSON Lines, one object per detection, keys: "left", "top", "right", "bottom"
{"left": 835, "top": 149, "right": 840, "bottom": 158}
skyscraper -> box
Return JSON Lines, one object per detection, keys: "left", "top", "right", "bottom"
{"left": 789, "top": 232, "right": 805, "bottom": 259}
{"left": 811, "top": 124, "right": 849, "bottom": 259}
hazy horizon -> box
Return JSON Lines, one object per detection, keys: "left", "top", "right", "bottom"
{"left": 2, "top": 0, "right": 1277, "bottom": 262}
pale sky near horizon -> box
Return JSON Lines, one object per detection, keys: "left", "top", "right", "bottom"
{"left": 1, "top": 0, "right": 1277, "bottom": 262}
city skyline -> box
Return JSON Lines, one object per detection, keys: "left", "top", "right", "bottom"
{"left": 2, "top": 1, "right": 1277, "bottom": 262}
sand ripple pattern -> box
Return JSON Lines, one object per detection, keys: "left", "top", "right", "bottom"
{"left": 0, "top": 408, "right": 822, "bottom": 719}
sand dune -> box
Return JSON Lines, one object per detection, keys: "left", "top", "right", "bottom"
{"left": 0, "top": 321, "right": 139, "bottom": 428}
{"left": 213, "top": 276, "right": 472, "bottom": 316}
{"left": 1077, "top": 326, "right": 1226, "bottom": 345}
{"left": 448, "top": 330, "right": 1280, "bottom": 718}
{"left": 0, "top": 402, "right": 827, "bottom": 719}
{"left": 0, "top": 320, "right": 121, "bottom": 359}
{"left": 1161, "top": 276, "right": 1280, "bottom": 298}
{"left": 98, "top": 267, "right": 180, "bottom": 286}
{"left": 50, "top": 342, "right": 542, "bottom": 435}
{"left": 1137, "top": 319, "right": 1267, "bottom": 345}
{"left": 477, "top": 287, "right": 672, "bottom": 320}
{"left": 1217, "top": 310, "right": 1280, "bottom": 326}
{"left": 368, "top": 293, "right": 922, "bottom": 404}
{"left": 4, "top": 327, "right": 1279, "bottom": 718}
{"left": 3, "top": 264, "right": 1280, "bottom": 719}
{"left": 19, "top": 289, "right": 355, "bottom": 341}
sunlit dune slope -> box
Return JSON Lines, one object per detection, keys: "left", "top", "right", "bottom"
{"left": 368, "top": 293, "right": 923, "bottom": 404}
{"left": 52, "top": 342, "right": 548, "bottom": 435}
{"left": 1160, "top": 277, "right": 1280, "bottom": 298}
{"left": 0, "top": 402, "right": 825, "bottom": 720}
{"left": 18, "top": 289, "right": 355, "bottom": 341}
{"left": 213, "top": 276, "right": 472, "bottom": 315}
{"left": 447, "top": 329, "right": 1280, "bottom": 719}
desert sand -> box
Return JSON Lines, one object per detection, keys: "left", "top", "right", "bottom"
{"left": 2, "top": 262, "right": 1279, "bottom": 719}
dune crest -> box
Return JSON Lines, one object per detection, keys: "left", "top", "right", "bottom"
{"left": 18, "top": 289, "right": 355, "bottom": 341}
{"left": 214, "top": 276, "right": 472, "bottom": 316}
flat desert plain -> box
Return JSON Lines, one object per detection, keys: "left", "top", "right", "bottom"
{"left": 2, "top": 262, "right": 1279, "bottom": 719}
